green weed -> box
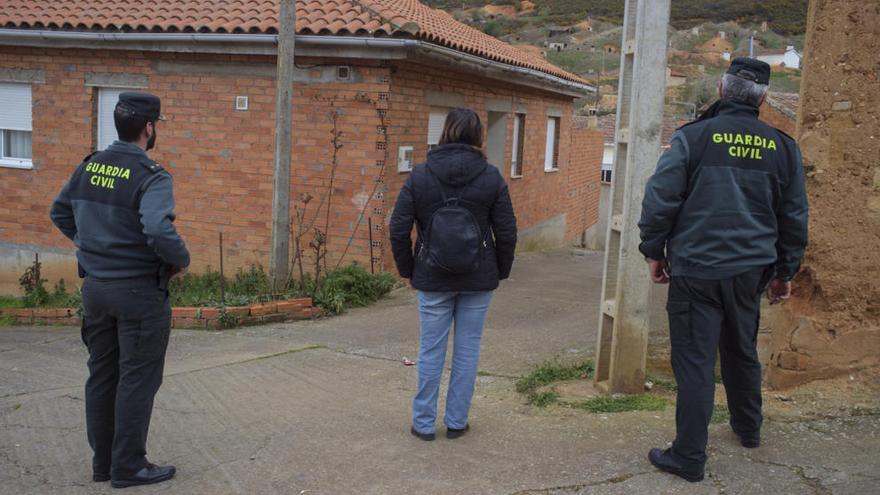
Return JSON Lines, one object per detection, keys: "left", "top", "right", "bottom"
{"left": 528, "top": 391, "right": 560, "bottom": 408}
{"left": 578, "top": 394, "right": 670, "bottom": 413}
{"left": 515, "top": 360, "right": 595, "bottom": 395}
{"left": 312, "top": 263, "right": 395, "bottom": 315}
{"left": 648, "top": 375, "right": 678, "bottom": 392}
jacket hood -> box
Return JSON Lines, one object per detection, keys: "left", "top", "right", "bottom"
{"left": 425, "top": 143, "right": 489, "bottom": 187}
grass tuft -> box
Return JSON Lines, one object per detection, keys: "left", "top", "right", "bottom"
{"left": 528, "top": 391, "right": 560, "bottom": 408}
{"left": 578, "top": 394, "right": 670, "bottom": 413}
{"left": 515, "top": 360, "right": 595, "bottom": 395}
{"left": 648, "top": 375, "right": 678, "bottom": 392}
{"left": 515, "top": 359, "right": 594, "bottom": 407}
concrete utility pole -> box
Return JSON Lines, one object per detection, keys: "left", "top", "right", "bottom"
{"left": 594, "top": 0, "right": 671, "bottom": 394}
{"left": 270, "top": 0, "right": 296, "bottom": 287}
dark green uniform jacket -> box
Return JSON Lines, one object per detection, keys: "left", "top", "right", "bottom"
{"left": 50, "top": 141, "right": 190, "bottom": 279}
{"left": 638, "top": 99, "right": 808, "bottom": 281}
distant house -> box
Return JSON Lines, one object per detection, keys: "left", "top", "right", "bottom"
{"left": 586, "top": 113, "right": 682, "bottom": 250}
{"left": 595, "top": 113, "right": 681, "bottom": 184}
{"left": 700, "top": 35, "right": 735, "bottom": 63}
{"left": 547, "top": 26, "right": 575, "bottom": 38}
{"left": 757, "top": 45, "right": 802, "bottom": 69}
{"left": 548, "top": 42, "right": 566, "bottom": 52}
{"left": 666, "top": 68, "right": 688, "bottom": 87}
{"left": 701, "top": 35, "right": 735, "bottom": 55}
{"left": 576, "top": 19, "right": 594, "bottom": 32}
{"left": 603, "top": 43, "right": 619, "bottom": 54}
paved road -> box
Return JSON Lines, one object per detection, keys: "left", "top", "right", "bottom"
{"left": 1, "top": 250, "right": 878, "bottom": 494}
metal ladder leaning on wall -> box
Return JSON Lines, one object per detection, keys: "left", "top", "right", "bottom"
{"left": 594, "top": 0, "right": 671, "bottom": 394}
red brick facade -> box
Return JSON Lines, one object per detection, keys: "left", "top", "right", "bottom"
{"left": 0, "top": 46, "right": 601, "bottom": 291}
{"left": 565, "top": 127, "right": 603, "bottom": 241}
{"left": 760, "top": 100, "right": 797, "bottom": 136}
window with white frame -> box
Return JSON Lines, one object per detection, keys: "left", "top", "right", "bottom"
{"left": 601, "top": 144, "right": 614, "bottom": 183}
{"left": 97, "top": 87, "right": 127, "bottom": 151}
{"left": 0, "top": 83, "right": 34, "bottom": 169}
{"left": 544, "top": 116, "right": 560, "bottom": 172}
{"left": 511, "top": 113, "right": 525, "bottom": 177}
{"left": 427, "top": 107, "right": 449, "bottom": 151}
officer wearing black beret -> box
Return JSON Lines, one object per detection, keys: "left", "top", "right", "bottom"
{"left": 50, "top": 92, "right": 189, "bottom": 488}
{"left": 639, "top": 58, "right": 809, "bottom": 481}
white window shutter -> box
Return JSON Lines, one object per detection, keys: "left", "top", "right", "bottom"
{"left": 544, "top": 117, "right": 556, "bottom": 171}
{"left": 427, "top": 107, "right": 448, "bottom": 145}
{"left": 98, "top": 88, "right": 126, "bottom": 151}
{"left": 511, "top": 115, "right": 520, "bottom": 167}
{"left": 0, "top": 83, "right": 32, "bottom": 131}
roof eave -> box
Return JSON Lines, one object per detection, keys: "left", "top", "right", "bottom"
{"left": 0, "top": 29, "right": 593, "bottom": 97}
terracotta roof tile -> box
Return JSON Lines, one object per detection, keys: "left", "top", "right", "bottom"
{"left": 0, "top": 0, "right": 584, "bottom": 85}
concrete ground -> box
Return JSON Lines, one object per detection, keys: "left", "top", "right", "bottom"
{"left": 1, "top": 250, "right": 878, "bottom": 494}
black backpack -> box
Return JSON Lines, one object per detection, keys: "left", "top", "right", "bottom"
{"left": 417, "top": 167, "right": 491, "bottom": 275}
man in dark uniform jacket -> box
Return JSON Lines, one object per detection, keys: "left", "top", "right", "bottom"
{"left": 639, "top": 58, "right": 808, "bottom": 482}
{"left": 50, "top": 92, "right": 189, "bottom": 488}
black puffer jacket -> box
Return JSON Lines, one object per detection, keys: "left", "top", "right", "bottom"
{"left": 390, "top": 144, "right": 517, "bottom": 292}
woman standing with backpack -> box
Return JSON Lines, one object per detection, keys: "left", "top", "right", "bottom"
{"left": 390, "top": 108, "right": 517, "bottom": 441}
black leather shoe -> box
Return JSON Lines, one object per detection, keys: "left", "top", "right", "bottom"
{"left": 733, "top": 428, "right": 761, "bottom": 448}
{"left": 411, "top": 427, "right": 435, "bottom": 441}
{"left": 739, "top": 435, "right": 760, "bottom": 448}
{"left": 111, "top": 464, "right": 176, "bottom": 488}
{"left": 93, "top": 473, "right": 110, "bottom": 482}
{"left": 648, "top": 448, "right": 704, "bottom": 482}
{"left": 446, "top": 424, "right": 470, "bottom": 439}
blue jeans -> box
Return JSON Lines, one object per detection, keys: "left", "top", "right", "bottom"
{"left": 412, "top": 290, "right": 494, "bottom": 434}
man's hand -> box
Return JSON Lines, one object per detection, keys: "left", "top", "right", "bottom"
{"left": 647, "top": 258, "right": 670, "bottom": 284}
{"left": 767, "top": 278, "right": 791, "bottom": 305}
{"left": 169, "top": 266, "right": 188, "bottom": 280}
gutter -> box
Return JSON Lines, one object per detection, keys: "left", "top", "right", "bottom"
{"left": 0, "top": 29, "right": 593, "bottom": 97}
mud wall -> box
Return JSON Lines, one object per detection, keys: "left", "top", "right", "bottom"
{"left": 766, "top": 0, "right": 880, "bottom": 388}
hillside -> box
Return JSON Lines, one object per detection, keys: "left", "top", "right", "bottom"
{"left": 426, "top": 0, "right": 808, "bottom": 35}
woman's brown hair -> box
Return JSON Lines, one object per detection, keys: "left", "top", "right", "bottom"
{"left": 439, "top": 108, "right": 483, "bottom": 148}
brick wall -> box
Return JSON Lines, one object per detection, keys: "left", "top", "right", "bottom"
{"left": 0, "top": 47, "right": 389, "bottom": 291}
{"left": 0, "top": 46, "right": 602, "bottom": 292}
{"left": 760, "top": 101, "right": 796, "bottom": 136}
{"left": 565, "top": 127, "right": 604, "bottom": 241}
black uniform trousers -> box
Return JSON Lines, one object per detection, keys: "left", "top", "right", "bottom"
{"left": 80, "top": 276, "right": 172, "bottom": 478}
{"left": 666, "top": 267, "right": 765, "bottom": 469}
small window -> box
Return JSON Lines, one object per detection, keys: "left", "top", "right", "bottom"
{"left": 397, "top": 145, "right": 414, "bottom": 173}
{"left": 97, "top": 87, "right": 127, "bottom": 151}
{"left": 486, "top": 111, "right": 507, "bottom": 168}
{"left": 427, "top": 107, "right": 449, "bottom": 151}
{"left": 511, "top": 113, "right": 525, "bottom": 177}
{"left": 544, "top": 116, "right": 560, "bottom": 172}
{"left": 601, "top": 145, "right": 614, "bottom": 183}
{"left": 0, "top": 83, "right": 33, "bottom": 169}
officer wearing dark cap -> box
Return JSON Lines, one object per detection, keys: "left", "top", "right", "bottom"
{"left": 639, "top": 58, "right": 808, "bottom": 482}
{"left": 50, "top": 92, "right": 189, "bottom": 488}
